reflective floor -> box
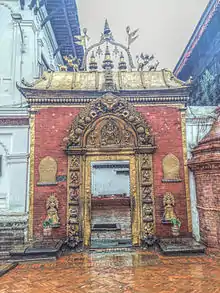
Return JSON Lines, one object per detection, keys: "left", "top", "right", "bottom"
{"left": 1, "top": 250, "right": 220, "bottom": 293}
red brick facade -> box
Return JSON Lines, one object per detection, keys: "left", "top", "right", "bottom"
{"left": 33, "top": 105, "right": 190, "bottom": 240}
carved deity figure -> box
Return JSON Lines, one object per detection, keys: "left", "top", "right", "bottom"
{"left": 70, "top": 189, "right": 79, "bottom": 204}
{"left": 69, "top": 208, "right": 78, "bottom": 223}
{"left": 143, "top": 204, "right": 153, "bottom": 222}
{"left": 101, "top": 119, "right": 120, "bottom": 145}
{"left": 45, "top": 194, "right": 60, "bottom": 226}
{"left": 142, "top": 170, "right": 151, "bottom": 184}
{"left": 163, "top": 192, "right": 176, "bottom": 222}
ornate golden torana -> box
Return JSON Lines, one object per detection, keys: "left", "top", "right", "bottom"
{"left": 66, "top": 94, "right": 156, "bottom": 247}
{"left": 66, "top": 94, "right": 155, "bottom": 151}
{"left": 21, "top": 21, "right": 192, "bottom": 243}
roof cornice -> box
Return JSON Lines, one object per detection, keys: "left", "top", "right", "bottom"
{"left": 174, "top": 0, "right": 220, "bottom": 77}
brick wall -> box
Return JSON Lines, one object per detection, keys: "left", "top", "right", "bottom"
{"left": 91, "top": 204, "right": 132, "bottom": 240}
{"left": 33, "top": 107, "right": 80, "bottom": 238}
{"left": 194, "top": 172, "right": 220, "bottom": 247}
{"left": 137, "top": 106, "right": 188, "bottom": 237}
{"left": 33, "top": 105, "right": 189, "bottom": 239}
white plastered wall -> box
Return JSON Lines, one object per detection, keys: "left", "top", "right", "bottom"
{"left": 0, "top": 1, "right": 61, "bottom": 214}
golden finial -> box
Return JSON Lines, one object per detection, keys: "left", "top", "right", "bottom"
{"left": 89, "top": 51, "right": 98, "bottom": 72}
{"left": 118, "top": 52, "right": 127, "bottom": 71}
{"left": 102, "top": 45, "right": 114, "bottom": 70}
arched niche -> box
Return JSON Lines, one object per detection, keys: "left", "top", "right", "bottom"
{"left": 162, "top": 153, "right": 181, "bottom": 182}
{"left": 37, "top": 156, "right": 57, "bottom": 185}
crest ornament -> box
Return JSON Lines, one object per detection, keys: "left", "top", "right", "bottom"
{"left": 67, "top": 94, "right": 155, "bottom": 151}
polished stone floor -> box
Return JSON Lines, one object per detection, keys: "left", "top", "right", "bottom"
{"left": 1, "top": 250, "right": 220, "bottom": 293}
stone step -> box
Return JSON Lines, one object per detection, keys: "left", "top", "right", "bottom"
{"left": 0, "top": 246, "right": 14, "bottom": 251}
{"left": 0, "top": 231, "right": 24, "bottom": 236}
{"left": 0, "top": 236, "right": 24, "bottom": 242}
{"left": 7, "top": 256, "right": 57, "bottom": 263}
{"left": 0, "top": 226, "right": 26, "bottom": 231}
{"left": 0, "top": 244, "right": 24, "bottom": 251}
{"left": 0, "top": 251, "right": 10, "bottom": 260}
{"left": 89, "top": 247, "right": 134, "bottom": 253}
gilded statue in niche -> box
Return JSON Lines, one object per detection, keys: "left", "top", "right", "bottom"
{"left": 38, "top": 156, "right": 57, "bottom": 185}
{"left": 163, "top": 192, "right": 176, "bottom": 222}
{"left": 162, "top": 153, "right": 181, "bottom": 182}
{"left": 45, "top": 193, "right": 60, "bottom": 227}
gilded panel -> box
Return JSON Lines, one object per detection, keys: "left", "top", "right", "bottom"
{"left": 38, "top": 156, "right": 57, "bottom": 185}
{"left": 162, "top": 153, "right": 181, "bottom": 182}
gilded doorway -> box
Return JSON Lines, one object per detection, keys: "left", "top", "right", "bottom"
{"left": 85, "top": 155, "right": 137, "bottom": 247}
{"left": 66, "top": 94, "right": 156, "bottom": 247}
{"left": 90, "top": 160, "right": 132, "bottom": 248}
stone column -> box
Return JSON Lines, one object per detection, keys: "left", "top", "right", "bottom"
{"left": 188, "top": 107, "right": 220, "bottom": 248}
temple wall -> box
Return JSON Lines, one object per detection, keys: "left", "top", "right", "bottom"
{"left": 137, "top": 106, "right": 188, "bottom": 237}
{"left": 32, "top": 105, "right": 190, "bottom": 239}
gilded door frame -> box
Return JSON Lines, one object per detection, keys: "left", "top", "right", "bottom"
{"left": 67, "top": 151, "right": 155, "bottom": 248}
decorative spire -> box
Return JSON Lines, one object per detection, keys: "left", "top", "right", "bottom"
{"left": 89, "top": 51, "right": 98, "bottom": 72}
{"left": 102, "top": 46, "right": 115, "bottom": 91}
{"left": 104, "top": 19, "right": 111, "bottom": 35}
{"left": 118, "top": 52, "right": 127, "bottom": 71}
{"left": 102, "top": 46, "right": 114, "bottom": 70}
{"left": 103, "top": 19, "right": 113, "bottom": 40}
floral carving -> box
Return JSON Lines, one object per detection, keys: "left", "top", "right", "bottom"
{"left": 68, "top": 155, "right": 81, "bottom": 243}
{"left": 140, "top": 154, "right": 155, "bottom": 238}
